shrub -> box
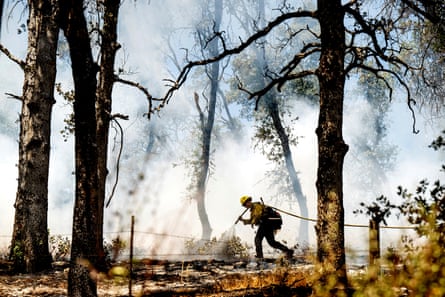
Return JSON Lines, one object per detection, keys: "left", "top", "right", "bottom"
{"left": 351, "top": 131, "right": 445, "bottom": 297}
{"left": 184, "top": 234, "right": 249, "bottom": 260}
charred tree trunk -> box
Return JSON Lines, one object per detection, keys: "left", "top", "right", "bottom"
{"left": 315, "top": 0, "right": 348, "bottom": 288}
{"left": 9, "top": 0, "right": 58, "bottom": 273}
{"left": 96, "top": 0, "right": 121, "bottom": 270}
{"left": 60, "top": 0, "right": 100, "bottom": 296}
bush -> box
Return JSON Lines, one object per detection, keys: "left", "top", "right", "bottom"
{"left": 351, "top": 131, "right": 445, "bottom": 297}
{"left": 184, "top": 233, "right": 249, "bottom": 260}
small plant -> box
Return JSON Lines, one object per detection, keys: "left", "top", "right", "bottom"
{"left": 184, "top": 234, "right": 249, "bottom": 259}
{"left": 10, "top": 241, "right": 25, "bottom": 271}
{"left": 49, "top": 234, "right": 71, "bottom": 261}
{"left": 222, "top": 235, "right": 250, "bottom": 259}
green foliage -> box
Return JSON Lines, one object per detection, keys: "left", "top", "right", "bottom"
{"left": 253, "top": 112, "right": 300, "bottom": 164}
{"left": 397, "top": 179, "right": 445, "bottom": 243}
{"left": 353, "top": 195, "right": 396, "bottom": 225}
{"left": 10, "top": 241, "right": 25, "bottom": 269}
{"left": 419, "top": 0, "right": 445, "bottom": 54}
{"left": 351, "top": 131, "right": 445, "bottom": 296}
{"left": 55, "top": 83, "right": 75, "bottom": 142}
{"left": 397, "top": 131, "right": 445, "bottom": 244}
{"left": 351, "top": 217, "right": 445, "bottom": 297}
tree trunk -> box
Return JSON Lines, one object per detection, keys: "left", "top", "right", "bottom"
{"left": 218, "top": 89, "right": 240, "bottom": 140}
{"left": 10, "top": 0, "right": 58, "bottom": 273}
{"left": 266, "top": 98, "right": 309, "bottom": 244}
{"left": 315, "top": 0, "right": 348, "bottom": 288}
{"left": 0, "top": 0, "right": 3, "bottom": 32}
{"left": 60, "top": 0, "right": 100, "bottom": 296}
{"left": 196, "top": 59, "right": 217, "bottom": 240}
{"left": 96, "top": 0, "right": 121, "bottom": 270}
{"left": 195, "top": 0, "right": 223, "bottom": 241}
{"left": 255, "top": 0, "right": 309, "bottom": 244}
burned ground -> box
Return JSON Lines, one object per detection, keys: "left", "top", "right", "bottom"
{"left": 0, "top": 257, "right": 313, "bottom": 296}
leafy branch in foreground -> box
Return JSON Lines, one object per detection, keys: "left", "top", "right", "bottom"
{"left": 352, "top": 130, "right": 445, "bottom": 297}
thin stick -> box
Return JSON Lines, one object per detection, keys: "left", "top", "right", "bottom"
{"left": 129, "top": 216, "right": 135, "bottom": 296}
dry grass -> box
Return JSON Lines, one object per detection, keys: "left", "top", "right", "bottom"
{"left": 0, "top": 258, "right": 313, "bottom": 297}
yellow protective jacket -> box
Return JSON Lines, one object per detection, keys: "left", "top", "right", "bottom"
{"left": 243, "top": 202, "right": 265, "bottom": 226}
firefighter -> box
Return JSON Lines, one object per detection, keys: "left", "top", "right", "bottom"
{"left": 238, "top": 195, "right": 293, "bottom": 260}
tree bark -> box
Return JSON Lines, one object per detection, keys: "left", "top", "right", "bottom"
{"left": 96, "top": 0, "right": 121, "bottom": 270}
{"left": 60, "top": 0, "right": 100, "bottom": 295}
{"left": 10, "top": 0, "right": 58, "bottom": 273}
{"left": 315, "top": 0, "right": 348, "bottom": 287}
{"left": 195, "top": 0, "right": 223, "bottom": 241}
{"left": 255, "top": 0, "right": 309, "bottom": 244}
{"left": 266, "top": 98, "right": 309, "bottom": 243}
{"left": 0, "top": 0, "right": 3, "bottom": 33}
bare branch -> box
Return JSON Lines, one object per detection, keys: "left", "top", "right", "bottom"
{"left": 0, "top": 43, "right": 25, "bottom": 69}
{"left": 280, "top": 46, "right": 320, "bottom": 75}
{"left": 343, "top": 3, "right": 424, "bottom": 133}
{"left": 278, "top": 70, "right": 317, "bottom": 91}
{"left": 5, "top": 92, "right": 23, "bottom": 101}
{"left": 155, "top": 9, "right": 318, "bottom": 108}
{"left": 278, "top": 24, "right": 320, "bottom": 49}
{"left": 111, "top": 113, "right": 129, "bottom": 120}
{"left": 238, "top": 69, "right": 316, "bottom": 109}
{"left": 114, "top": 76, "right": 159, "bottom": 118}
{"left": 353, "top": 64, "right": 419, "bottom": 133}
{"left": 105, "top": 115, "right": 127, "bottom": 208}
{"left": 344, "top": 5, "right": 410, "bottom": 70}
{"left": 203, "top": 28, "right": 227, "bottom": 52}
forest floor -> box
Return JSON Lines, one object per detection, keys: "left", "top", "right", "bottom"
{"left": 0, "top": 257, "right": 314, "bottom": 296}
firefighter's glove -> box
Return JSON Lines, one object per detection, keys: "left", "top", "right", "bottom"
{"left": 239, "top": 217, "right": 250, "bottom": 225}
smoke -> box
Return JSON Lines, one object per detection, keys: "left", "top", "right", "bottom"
{"left": 0, "top": 0, "right": 443, "bottom": 261}
{"left": 0, "top": 134, "right": 18, "bottom": 249}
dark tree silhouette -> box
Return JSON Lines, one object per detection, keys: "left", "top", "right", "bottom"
{"left": 60, "top": 0, "right": 101, "bottom": 295}
{"left": 9, "top": 0, "right": 58, "bottom": 273}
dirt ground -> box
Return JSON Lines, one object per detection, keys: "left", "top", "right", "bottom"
{"left": 0, "top": 258, "right": 312, "bottom": 297}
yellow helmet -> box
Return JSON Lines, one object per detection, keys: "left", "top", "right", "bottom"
{"left": 240, "top": 195, "right": 251, "bottom": 206}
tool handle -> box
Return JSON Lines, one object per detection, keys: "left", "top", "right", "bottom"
{"left": 235, "top": 207, "right": 249, "bottom": 224}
